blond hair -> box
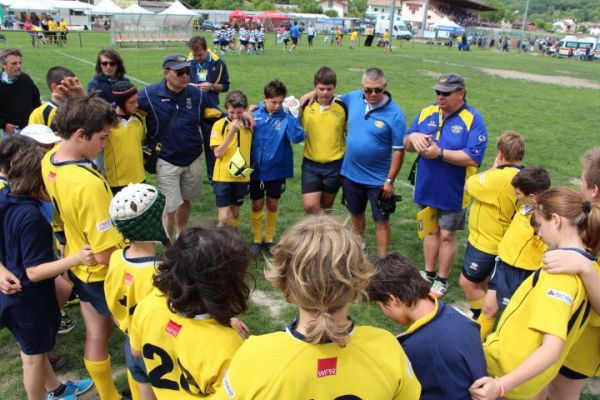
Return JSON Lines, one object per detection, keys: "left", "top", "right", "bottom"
{"left": 266, "top": 215, "right": 373, "bottom": 346}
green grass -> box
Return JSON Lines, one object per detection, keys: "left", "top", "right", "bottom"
{"left": 1, "top": 31, "right": 599, "bottom": 398}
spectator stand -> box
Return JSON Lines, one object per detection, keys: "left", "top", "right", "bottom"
{"left": 111, "top": 0, "right": 195, "bottom": 47}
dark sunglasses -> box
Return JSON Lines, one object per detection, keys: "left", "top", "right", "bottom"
{"left": 174, "top": 68, "right": 191, "bottom": 77}
{"left": 364, "top": 87, "right": 384, "bottom": 94}
{"left": 101, "top": 61, "right": 116, "bottom": 67}
{"left": 435, "top": 90, "right": 458, "bottom": 96}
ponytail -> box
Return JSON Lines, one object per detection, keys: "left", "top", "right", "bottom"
{"left": 582, "top": 201, "right": 600, "bottom": 256}
{"left": 305, "top": 310, "right": 352, "bottom": 346}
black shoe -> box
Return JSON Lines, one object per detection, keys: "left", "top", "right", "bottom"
{"left": 249, "top": 242, "right": 263, "bottom": 258}
{"left": 263, "top": 242, "right": 274, "bottom": 257}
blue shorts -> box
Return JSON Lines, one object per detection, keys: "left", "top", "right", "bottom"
{"left": 341, "top": 177, "right": 388, "bottom": 222}
{"left": 124, "top": 335, "right": 150, "bottom": 383}
{"left": 213, "top": 181, "right": 249, "bottom": 207}
{"left": 461, "top": 243, "right": 497, "bottom": 283}
{"left": 489, "top": 258, "right": 533, "bottom": 310}
{"left": 1, "top": 287, "right": 60, "bottom": 355}
{"left": 240, "top": 40, "right": 248, "bottom": 46}
{"left": 69, "top": 271, "right": 111, "bottom": 316}
{"left": 249, "top": 179, "right": 286, "bottom": 200}
{"left": 301, "top": 158, "right": 342, "bottom": 195}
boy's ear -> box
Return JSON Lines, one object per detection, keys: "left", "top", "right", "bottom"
{"left": 73, "top": 128, "right": 86, "bottom": 141}
{"left": 592, "top": 185, "right": 600, "bottom": 202}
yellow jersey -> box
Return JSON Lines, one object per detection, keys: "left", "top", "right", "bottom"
{"left": 104, "top": 248, "right": 157, "bottom": 334}
{"left": 484, "top": 257, "right": 591, "bottom": 399}
{"left": 104, "top": 114, "right": 146, "bottom": 188}
{"left": 130, "top": 290, "right": 243, "bottom": 399}
{"left": 383, "top": 32, "right": 390, "bottom": 41}
{"left": 467, "top": 164, "right": 520, "bottom": 254}
{"left": 210, "top": 117, "right": 252, "bottom": 183}
{"left": 497, "top": 205, "right": 547, "bottom": 271}
{"left": 59, "top": 20, "right": 67, "bottom": 31}
{"left": 48, "top": 20, "right": 58, "bottom": 31}
{"left": 214, "top": 324, "right": 421, "bottom": 399}
{"left": 41, "top": 145, "right": 124, "bottom": 283}
{"left": 301, "top": 100, "right": 347, "bottom": 163}
{"left": 28, "top": 100, "right": 58, "bottom": 127}
{"left": 350, "top": 31, "right": 358, "bottom": 41}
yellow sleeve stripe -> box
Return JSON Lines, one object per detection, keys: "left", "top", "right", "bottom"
{"left": 204, "top": 107, "right": 224, "bottom": 119}
{"left": 458, "top": 109, "right": 475, "bottom": 130}
{"left": 418, "top": 105, "right": 439, "bottom": 124}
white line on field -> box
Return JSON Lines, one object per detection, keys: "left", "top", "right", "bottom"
{"left": 54, "top": 50, "right": 149, "bottom": 86}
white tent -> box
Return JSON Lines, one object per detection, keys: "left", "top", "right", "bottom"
{"left": 433, "top": 17, "right": 464, "bottom": 33}
{"left": 124, "top": 2, "right": 152, "bottom": 14}
{"left": 49, "top": 0, "right": 92, "bottom": 10}
{"left": 0, "top": 0, "right": 16, "bottom": 7}
{"left": 90, "top": 0, "right": 126, "bottom": 15}
{"left": 158, "top": 0, "right": 197, "bottom": 16}
{"left": 9, "top": 0, "right": 54, "bottom": 11}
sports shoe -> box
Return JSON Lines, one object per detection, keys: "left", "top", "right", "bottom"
{"left": 420, "top": 270, "right": 436, "bottom": 286}
{"left": 249, "top": 242, "right": 263, "bottom": 258}
{"left": 263, "top": 242, "right": 274, "bottom": 257}
{"left": 57, "top": 310, "right": 76, "bottom": 334}
{"left": 430, "top": 279, "right": 448, "bottom": 298}
{"left": 47, "top": 378, "right": 93, "bottom": 399}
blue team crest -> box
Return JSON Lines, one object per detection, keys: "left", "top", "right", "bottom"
{"left": 186, "top": 98, "right": 192, "bottom": 109}
{"left": 427, "top": 121, "right": 437, "bottom": 128}
{"left": 374, "top": 120, "right": 385, "bottom": 128}
{"left": 274, "top": 120, "right": 281, "bottom": 131}
{"left": 451, "top": 125, "right": 463, "bottom": 134}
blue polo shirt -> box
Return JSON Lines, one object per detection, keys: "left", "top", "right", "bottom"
{"left": 0, "top": 192, "right": 56, "bottom": 309}
{"left": 339, "top": 90, "right": 405, "bottom": 186}
{"left": 398, "top": 297, "right": 487, "bottom": 400}
{"left": 188, "top": 50, "right": 230, "bottom": 106}
{"left": 290, "top": 25, "right": 300, "bottom": 38}
{"left": 407, "top": 102, "right": 488, "bottom": 212}
{"left": 138, "top": 80, "right": 222, "bottom": 167}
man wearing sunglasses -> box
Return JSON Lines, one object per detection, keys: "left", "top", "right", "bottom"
{"left": 137, "top": 54, "right": 223, "bottom": 241}
{"left": 403, "top": 73, "right": 488, "bottom": 298}
{"left": 338, "top": 68, "right": 406, "bottom": 257}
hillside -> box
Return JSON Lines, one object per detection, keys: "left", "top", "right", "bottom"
{"left": 485, "top": 0, "right": 600, "bottom": 25}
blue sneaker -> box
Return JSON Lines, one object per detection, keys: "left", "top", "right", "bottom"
{"left": 47, "top": 378, "right": 94, "bottom": 399}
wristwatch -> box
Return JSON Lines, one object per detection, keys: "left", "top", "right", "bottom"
{"left": 437, "top": 148, "right": 444, "bottom": 160}
{"left": 385, "top": 178, "right": 395, "bottom": 184}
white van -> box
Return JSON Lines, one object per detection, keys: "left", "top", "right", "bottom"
{"left": 556, "top": 35, "right": 579, "bottom": 57}
{"left": 374, "top": 15, "right": 412, "bottom": 40}
{"left": 574, "top": 37, "right": 597, "bottom": 60}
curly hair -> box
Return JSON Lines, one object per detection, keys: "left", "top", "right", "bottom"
{"left": 153, "top": 226, "right": 250, "bottom": 326}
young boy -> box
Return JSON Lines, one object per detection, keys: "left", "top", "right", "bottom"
{"left": 104, "top": 81, "right": 145, "bottom": 195}
{"left": 249, "top": 79, "right": 304, "bottom": 257}
{"left": 383, "top": 29, "right": 391, "bottom": 52}
{"left": 129, "top": 226, "right": 250, "bottom": 399}
{"left": 368, "top": 253, "right": 487, "bottom": 400}
{"left": 477, "top": 165, "right": 551, "bottom": 340}
{"left": 42, "top": 95, "right": 125, "bottom": 400}
{"left": 28, "top": 66, "right": 76, "bottom": 127}
{"left": 349, "top": 29, "right": 358, "bottom": 49}
{"left": 104, "top": 183, "right": 168, "bottom": 400}
{"left": 210, "top": 90, "right": 252, "bottom": 227}
{"left": 459, "top": 131, "right": 525, "bottom": 319}
{"left": 299, "top": 67, "right": 346, "bottom": 215}
{"left": 0, "top": 144, "right": 94, "bottom": 400}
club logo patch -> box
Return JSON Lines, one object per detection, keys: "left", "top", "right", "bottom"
{"left": 317, "top": 357, "right": 337, "bottom": 378}
{"left": 546, "top": 289, "right": 573, "bottom": 306}
{"left": 124, "top": 272, "right": 133, "bottom": 286}
{"left": 165, "top": 320, "right": 182, "bottom": 337}
{"left": 451, "top": 125, "right": 463, "bottom": 134}
{"left": 96, "top": 218, "right": 112, "bottom": 233}
{"left": 469, "top": 262, "right": 479, "bottom": 271}
{"left": 375, "top": 120, "right": 385, "bottom": 128}
{"left": 186, "top": 98, "right": 192, "bottom": 109}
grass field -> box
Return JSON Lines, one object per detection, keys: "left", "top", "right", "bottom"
{"left": 1, "top": 30, "right": 599, "bottom": 399}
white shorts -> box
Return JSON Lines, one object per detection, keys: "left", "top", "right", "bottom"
{"left": 156, "top": 156, "right": 203, "bottom": 213}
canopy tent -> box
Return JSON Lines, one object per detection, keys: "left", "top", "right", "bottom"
{"left": 229, "top": 9, "right": 249, "bottom": 19}
{"left": 0, "top": 0, "right": 16, "bottom": 7}
{"left": 90, "top": 0, "right": 126, "bottom": 15}
{"left": 158, "top": 0, "right": 197, "bottom": 16}
{"left": 8, "top": 0, "right": 54, "bottom": 11}
{"left": 256, "top": 10, "right": 289, "bottom": 21}
{"left": 124, "top": 2, "right": 153, "bottom": 14}
{"left": 49, "top": 0, "right": 92, "bottom": 10}
{"left": 433, "top": 17, "right": 464, "bottom": 33}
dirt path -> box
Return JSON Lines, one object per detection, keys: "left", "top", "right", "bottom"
{"left": 480, "top": 68, "right": 600, "bottom": 89}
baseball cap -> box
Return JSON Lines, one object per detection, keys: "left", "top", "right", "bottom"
{"left": 19, "top": 124, "right": 61, "bottom": 144}
{"left": 162, "top": 54, "right": 191, "bottom": 71}
{"left": 433, "top": 73, "right": 465, "bottom": 92}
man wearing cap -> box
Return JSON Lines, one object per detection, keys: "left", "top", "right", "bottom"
{"left": 137, "top": 54, "right": 223, "bottom": 240}
{"left": 0, "top": 48, "right": 41, "bottom": 138}
{"left": 404, "top": 73, "right": 488, "bottom": 298}
{"left": 187, "top": 35, "right": 230, "bottom": 182}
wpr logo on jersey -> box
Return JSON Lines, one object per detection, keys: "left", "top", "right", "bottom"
{"left": 317, "top": 357, "right": 337, "bottom": 378}
{"left": 165, "top": 320, "right": 182, "bottom": 337}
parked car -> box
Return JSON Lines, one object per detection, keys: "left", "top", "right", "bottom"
{"left": 201, "top": 20, "right": 216, "bottom": 31}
